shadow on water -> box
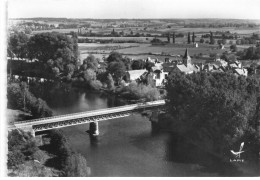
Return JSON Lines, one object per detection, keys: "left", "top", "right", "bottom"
{"left": 166, "top": 133, "right": 244, "bottom": 177}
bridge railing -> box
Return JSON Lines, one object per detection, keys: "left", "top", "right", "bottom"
{"left": 14, "top": 100, "right": 165, "bottom": 126}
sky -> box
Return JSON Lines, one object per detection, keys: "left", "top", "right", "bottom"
{"left": 7, "top": 0, "right": 260, "bottom": 19}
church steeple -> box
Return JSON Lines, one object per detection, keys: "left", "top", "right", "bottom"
{"left": 183, "top": 48, "right": 191, "bottom": 66}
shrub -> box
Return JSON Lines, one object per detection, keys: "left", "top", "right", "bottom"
{"left": 64, "top": 153, "right": 90, "bottom": 177}
{"left": 8, "top": 129, "right": 38, "bottom": 168}
{"left": 122, "top": 82, "right": 160, "bottom": 101}
{"left": 8, "top": 150, "right": 25, "bottom": 168}
{"left": 7, "top": 82, "right": 53, "bottom": 118}
{"left": 48, "top": 130, "right": 90, "bottom": 176}
{"left": 89, "top": 80, "right": 102, "bottom": 90}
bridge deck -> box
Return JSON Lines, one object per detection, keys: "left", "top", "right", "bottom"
{"left": 13, "top": 100, "right": 165, "bottom": 128}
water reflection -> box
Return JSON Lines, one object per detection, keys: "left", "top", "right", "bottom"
{"left": 88, "top": 134, "right": 99, "bottom": 147}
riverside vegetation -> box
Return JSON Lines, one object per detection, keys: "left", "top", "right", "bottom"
{"left": 158, "top": 70, "right": 260, "bottom": 174}
{"left": 7, "top": 81, "right": 90, "bottom": 176}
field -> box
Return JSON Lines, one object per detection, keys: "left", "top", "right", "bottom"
{"left": 27, "top": 18, "right": 259, "bottom": 64}
{"left": 78, "top": 36, "right": 154, "bottom": 43}
{"left": 32, "top": 26, "right": 260, "bottom": 37}
{"left": 79, "top": 42, "right": 225, "bottom": 63}
{"left": 32, "top": 28, "right": 79, "bottom": 34}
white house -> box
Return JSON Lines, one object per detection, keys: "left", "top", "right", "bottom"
{"left": 126, "top": 69, "right": 148, "bottom": 82}
{"left": 150, "top": 66, "right": 168, "bottom": 87}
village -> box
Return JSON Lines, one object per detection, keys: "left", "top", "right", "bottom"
{"left": 123, "top": 48, "right": 250, "bottom": 88}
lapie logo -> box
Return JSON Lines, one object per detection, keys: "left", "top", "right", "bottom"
{"left": 230, "top": 142, "right": 244, "bottom": 162}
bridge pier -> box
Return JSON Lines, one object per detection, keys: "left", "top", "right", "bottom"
{"left": 150, "top": 109, "right": 160, "bottom": 133}
{"left": 89, "top": 121, "right": 99, "bottom": 136}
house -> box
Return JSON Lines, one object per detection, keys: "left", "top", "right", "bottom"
{"left": 216, "top": 59, "right": 228, "bottom": 67}
{"left": 229, "top": 60, "right": 242, "bottom": 69}
{"left": 234, "top": 68, "right": 248, "bottom": 76}
{"left": 146, "top": 57, "right": 158, "bottom": 63}
{"left": 219, "top": 43, "right": 225, "bottom": 49}
{"left": 175, "top": 64, "right": 194, "bottom": 74}
{"left": 203, "top": 63, "right": 214, "bottom": 72}
{"left": 126, "top": 69, "right": 148, "bottom": 82}
{"left": 162, "top": 63, "right": 175, "bottom": 73}
{"left": 150, "top": 65, "right": 168, "bottom": 87}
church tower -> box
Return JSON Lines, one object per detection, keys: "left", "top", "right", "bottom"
{"left": 183, "top": 48, "right": 191, "bottom": 66}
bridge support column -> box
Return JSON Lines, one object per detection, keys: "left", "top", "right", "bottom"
{"left": 150, "top": 109, "right": 160, "bottom": 133}
{"left": 89, "top": 121, "right": 99, "bottom": 136}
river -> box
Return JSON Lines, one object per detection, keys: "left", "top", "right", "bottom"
{"left": 44, "top": 87, "right": 246, "bottom": 177}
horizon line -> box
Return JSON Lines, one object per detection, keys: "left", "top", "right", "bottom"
{"left": 8, "top": 17, "right": 260, "bottom": 21}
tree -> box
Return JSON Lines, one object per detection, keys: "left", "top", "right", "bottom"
{"left": 27, "top": 32, "right": 78, "bottom": 64}
{"left": 210, "top": 38, "right": 215, "bottom": 45}
{"left": 187, "top": 32, "right": 191, "bottom": 44}
{"left": 48, "top": 129, "right": 90, "bottom": 176}
{"left": 106, "top": 51, "right": 123, "bottom": 64}
{"left": 151, "top": 38, "right": 163, "bottom": 44}
{"left": 132, "top": 59, "right": 145, "bottom": 70}
{"left": 145, "top": 61, "right": 155, "bottom": 71}
{"left": 80, "top": 63, "right": 88, "bottom": 71}
{"left": 8, "top": 32, "right": 29, "bottom": 60}
{"left": 244, "top": 46, "right": 260, "bottom": 60}
{"left": 8, "top": 129, "right": 38, "bottom": 168}
{"left": 236, "top": 39, "right": 241, "bottom": 45}
{"left": 210, "top": 31, "right": 215, "bottom": 44}
{"left": 24, "top": 28, "right": 32, "bottom": 35}
{"left": 217, "top": 39, "right": 222, "bottom": 45}
{"left": 83, "top": 54, "right": 99, "bottom": 71}
{"left": 122, "top": 57, "right": 132, "bottom": 70}
{"left": 7, "top": 82, "right": 53, "bottom": 118}
{"left": 83, "top": 69, "right": 96, "bottom": 82}
{"left": 108, "top": 61, "right": 126, "bottom": 85}
{"left": 192, "top": 32, "right": 195, "bottom": 44}
{"left": 200, "top": 38, "right": 204, "bottom": 43}
{"left": 167, "top": 33, "right": 170, "bottom": 43}
{"left": 90, "top": 80, "right": 102, "bottom": 90}
{"left": 107, "top": 73, "right": 115, "bottom": 90}
{"left": 230, "top": 44, "right": 237, "bottom": 52}
{"left": 52, "top": 67, "right": 60, "bottom": 77}
{"left": 222, "top": 39, "right": 227, "bottom": 45}
{"left": 65, "top": 63, "right": 75, "bottom": 76}
{"left": 31, "top": 98, "right": 53, "bottom": 118}
{"left": 172, "top": 32, "right": 175, "bottom": 44}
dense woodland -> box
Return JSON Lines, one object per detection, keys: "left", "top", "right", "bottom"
{"left": 163, "top": 70, "right": 260, "bottom": 162}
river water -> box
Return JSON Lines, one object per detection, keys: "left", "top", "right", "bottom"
{"left": 45, "top": 87, "right": 245, "bottom": 177}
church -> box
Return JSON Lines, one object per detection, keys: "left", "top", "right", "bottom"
{"left": 174, "top": 48, "right": 199, "bottom": 74}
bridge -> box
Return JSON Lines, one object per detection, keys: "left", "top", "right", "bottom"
{"left": 10, "top": 100, "right": 166, "bottom": 136}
